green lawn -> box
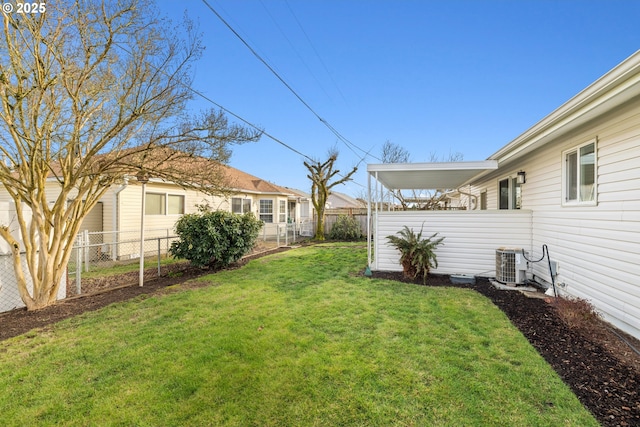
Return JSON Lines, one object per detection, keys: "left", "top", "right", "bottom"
{"left": 0, "top": 243, "right": 597, "bottom": 426}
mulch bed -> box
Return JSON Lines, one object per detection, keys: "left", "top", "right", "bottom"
{"left": 1, "top": 247, "right": 638, "bottom": 426}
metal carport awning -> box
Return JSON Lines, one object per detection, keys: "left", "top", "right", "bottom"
{"left": 367, "top": 160, "right": 499, "bottom": 190}
{"left": 365, "top": 160, "right": 499, "bottom": 268}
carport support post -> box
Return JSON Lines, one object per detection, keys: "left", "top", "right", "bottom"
{"left": 367, "top": 171, "right": 372, "bottom": 268}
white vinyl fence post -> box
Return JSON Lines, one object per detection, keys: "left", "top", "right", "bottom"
{"left": 157, "top": 238, "right": 161, "bottom": 276}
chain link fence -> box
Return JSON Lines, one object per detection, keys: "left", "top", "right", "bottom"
{"left": 0, "top": 252, "right": 67, "bottom": 312}
{"left": 67, "top": 228, "right": 180, "bottom": 297}
{"left": 0, "top": 253, "right": 28, "bottom": 312}
{"left": 0, "top": 222, "right": 312, "bottom": 312}
{"left": 67, "top": 223, "right": 309, "bottom": 297}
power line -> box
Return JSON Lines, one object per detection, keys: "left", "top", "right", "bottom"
{"left": 284, "top": 0, "right": 350, "bottom": 107}
{"left": 200, "top": 0, "right": 382, "bottom": 164}
{"left": 115, "top": 7, "right": 367, "bottom": 189}
{"left": 188, "top": 87, "right": 315, "bottom": 162}
{"left": 112, "top": 42, "right": 314, "bottom": 162}
{"left": 259, "top": 0, "right": 335, "bottom": 105}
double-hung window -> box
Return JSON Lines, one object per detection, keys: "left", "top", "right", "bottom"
{"left": 279, "top": 200, "right": 286, "bottom": 223}
{"left": 145, "top": 193, "right": 166, "bottom": 215}
{"left": 259, "top": 199, "right": 273, "bottom": 223}
{"left": 563, "top": 140, "right": 596, "bottom": 205}
{"left": 232, "top": 197, "right": 252, "bottom": 214}
{"left": 145, "top": 193, "right": 184, "bottom": 215}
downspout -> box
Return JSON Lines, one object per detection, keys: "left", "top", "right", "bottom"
{"left": 112, "top": 178, "right": 129, "bottom": 259}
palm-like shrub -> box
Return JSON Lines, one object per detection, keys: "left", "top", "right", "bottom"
{"left": 386, "top": 225, "right": 444, "bottom": 284}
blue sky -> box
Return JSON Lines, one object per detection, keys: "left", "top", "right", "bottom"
{"left": 157, "top": 0, "right": 639, "bottom": 197}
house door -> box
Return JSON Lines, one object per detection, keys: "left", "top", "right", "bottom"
{"left": 288, "top": 201, "right": 296, "bottom": 223}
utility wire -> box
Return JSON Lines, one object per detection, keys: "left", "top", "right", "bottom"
{"left": 115, "top": 10, "right": 367, "bottom": 189}
{"left": 259, "top": 0, "right": 335, "bottom": 105}
{"left": 189, "top": 86, "right": 314, "bottom": 162}
{"left": 201, "top": 0, "right": 382, "bottom": 164}
{"left": 284, "top": 0, "right": 350, "bottom": 108}
{"left": 112, "top": 42, "right": 314, "bottom": 162}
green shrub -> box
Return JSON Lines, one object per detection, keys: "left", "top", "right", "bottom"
{"left": 170, "top": 211, "right": 262, "bottom": 269}
{"left": 386, "top": 225, "right": 444, "bottom": 284}
{"left": 329, "top": 215, "right": 363, "bottom": 241}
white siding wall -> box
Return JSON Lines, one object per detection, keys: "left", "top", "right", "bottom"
{"left": 375, "top": 210, "right": 532, "bottom": 275}
{"left": 472, "top": 101, "right": 640, "bottom": 338}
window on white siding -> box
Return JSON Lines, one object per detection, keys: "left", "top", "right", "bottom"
{"left": 168, "top": 195, "right": 185, "bottom": 215}
{"left": 563, "top": 140, "right": 596, "bottom": 205}
{"left": 279, "top": 200, "right": 286, "bottom": 223}
{"left": 498, "top": 177, "right": 521, "bottom": 210}
{"left": 145, "top": 193, "right": 166, "bottom": 215}
{"left": 232, "top": 198, "right": 252, "bottom": 214}
{"left": 300, "top": 202, "right": 309, "bottom": 218}
{"left": 145, "top": 193, "right": 184, "bottom": 215}
{"left": 259, "top": 199, "right": 273, "bottom": 223}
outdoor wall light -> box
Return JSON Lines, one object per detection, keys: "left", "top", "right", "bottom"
{"left": 517, "top": 170, "right": 526, "bottom": 184}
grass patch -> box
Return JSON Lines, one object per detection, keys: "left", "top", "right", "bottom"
{"left": 0, "top": 243, "right": 597, "bottom": 426}
{"left": 80, "top": 255, "right": 185, "bottom": 279}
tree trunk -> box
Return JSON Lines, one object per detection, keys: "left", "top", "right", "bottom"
{"left": 315, "top": 215, "right": 325, "bottom": 241}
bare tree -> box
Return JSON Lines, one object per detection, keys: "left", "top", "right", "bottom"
{"left": 0, "top": 0, "right": 261, "bottom": 310}
{"left": 381, "top": 141, "right": 411, "bottom": 209}
{"left": 381, "top": 140, "right": 410, "bottom": 164}
{"left": 380, "top": 142, "right": 463, "bottom": 210}
{"left": 304, "top": 150, "right": 357, "bottom": 240}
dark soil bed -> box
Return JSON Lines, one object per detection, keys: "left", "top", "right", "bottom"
{"left": 1, "top": 248, "right": 638, "bottom": 427}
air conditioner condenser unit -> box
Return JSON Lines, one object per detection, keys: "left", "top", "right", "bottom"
{"left": 495, "top": 247, "right": 528, "bottom": 285}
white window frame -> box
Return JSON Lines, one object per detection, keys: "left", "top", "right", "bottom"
{"left": 278, "top": 200, "right": 286, "bottom": 223}
{"left": 232, "top": 197, "right": 252, "bottom": 214}
{"left": 498, "top": 176, "right": 521, "bottom": 210}
{"left": 480, "top": 191, "right": 487, "bottom": 210}
{"left": 145, "top": 192, "right": 166, "bottom": 215}
{"left": 562, "top": 139, "right": 597, "bottom": 206}
{"left": 168, "top": 195, "right": 185, "bottom": 215}
{"left": 259, "top": 199, "right": 273, "bottom": 223}
{"left": 145, "top": 192, "right": 185, "bottom": 215}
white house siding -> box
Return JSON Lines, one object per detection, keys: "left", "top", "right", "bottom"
{"left": 375, "top": 210, "right": 532, "bottom": 276}
{"left": 471, "top": 100, "right": 640, "bottom": 338}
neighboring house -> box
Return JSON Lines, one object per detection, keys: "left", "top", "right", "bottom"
{"left": 368, "top": 50, "right": 640, "bottom": 340}
{"left": 327, "top": 191, "right": 366, "bottom": 210}
{"left": 0, "top": 163, "right": 312, "bottom": 311}
{"left": 89, "top": 164, "right": 313, "bottom": 259}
